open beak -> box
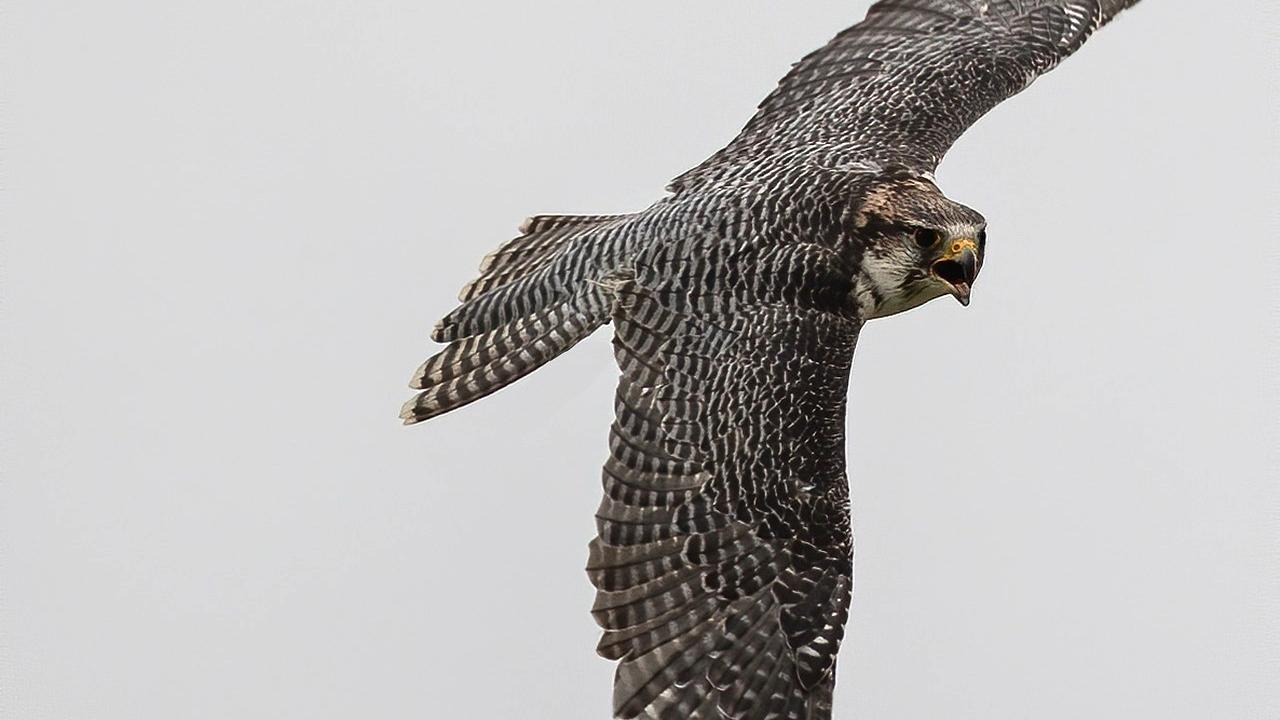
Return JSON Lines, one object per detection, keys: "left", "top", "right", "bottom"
{"left": 930, "top": 239, "right": 979, "bottom": 307}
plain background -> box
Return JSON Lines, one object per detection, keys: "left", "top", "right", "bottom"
{"left": 3, "top": 1, "right": 1278, "bottom": 718}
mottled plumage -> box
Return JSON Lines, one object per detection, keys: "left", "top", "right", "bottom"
{"left": 402, "top": 1, "right": 1143, "bottom": 717}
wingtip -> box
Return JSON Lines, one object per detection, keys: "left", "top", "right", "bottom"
{"left": 1100, "top": 0, "right": 1142, "bottom": 25}
{"left": 408, "top": 361, "right": 429, "bottom": 390}
{"left": 430, "top": 319, "right": 451, "bottom": 344}
{"left": 399, "top": 396, "right": 424, "bottom": 425}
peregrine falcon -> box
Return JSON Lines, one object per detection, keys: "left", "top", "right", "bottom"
{"left": 402, "top": 1, "right": 1145, "bottom": 717}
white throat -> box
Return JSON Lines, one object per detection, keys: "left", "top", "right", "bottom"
{"left": 853, "top": 257, "right": 945, "bottom": 320}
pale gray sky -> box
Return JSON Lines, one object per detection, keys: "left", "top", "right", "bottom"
{"left": 3, "top": 2, "right": 1278, "bottom": 719}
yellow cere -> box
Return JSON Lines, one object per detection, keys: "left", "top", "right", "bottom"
{"left": 948, "top": 238, "right": 978, "bottom": 257}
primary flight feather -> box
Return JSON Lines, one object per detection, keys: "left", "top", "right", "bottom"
{"left": 403, "top": 1, "right": 1144, "bottom": 717}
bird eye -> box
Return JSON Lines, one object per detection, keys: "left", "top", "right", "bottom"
{"left": 912, "top": 227, "right": 940, "bottom": 250}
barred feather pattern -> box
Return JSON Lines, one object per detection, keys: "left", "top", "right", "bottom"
{"left": 401, "top": 289, "right": 608, "bottom": 422}
{"left": 458, "top": 214, "right": 632, "bottom": 303}
{"left": 587, "top": 180, "right": 863, "bottom": 719}
{"left": 432, "top": 213, "right": 637, "bottom": 344}
{"left": 403, "top": 213, "right": 639, "bottom": 424}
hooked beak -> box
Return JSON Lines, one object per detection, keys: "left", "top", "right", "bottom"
{"left": 930, "top": 239, "right": 979, "bottom": 307}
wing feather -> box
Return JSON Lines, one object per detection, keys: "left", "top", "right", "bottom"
{"left": 672, "top": 0, "right": 1143, "bottom": 190}
{"left": 589, "top": 204, "right": 861, "bottom": 717}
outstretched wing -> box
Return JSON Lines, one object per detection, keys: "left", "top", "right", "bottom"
{"left": 673, "top": 0, "right": 1142, "bottom": 189}
{"left": 589, "top": 213, "right": 862, "bottom": 719}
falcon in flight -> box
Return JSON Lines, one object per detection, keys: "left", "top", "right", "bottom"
{"left": 403, "top": 1, "right": 1144, "bottom": 717}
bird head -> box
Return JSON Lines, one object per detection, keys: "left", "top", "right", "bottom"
{"left": 848, "top": 175, "right": 986, "bottom": 319}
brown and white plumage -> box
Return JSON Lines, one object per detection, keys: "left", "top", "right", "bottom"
{"left": 402, "top": 1, "right": 1144, "bottom": 717}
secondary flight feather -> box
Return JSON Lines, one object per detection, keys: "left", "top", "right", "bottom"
{"left": 403, "top": 1, "right": 1144, "bottom": 717}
